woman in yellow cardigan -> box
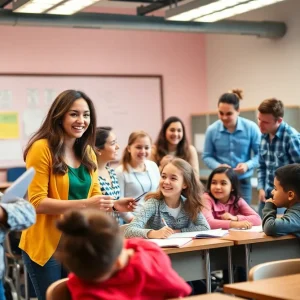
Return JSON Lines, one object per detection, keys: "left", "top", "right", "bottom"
{"left": 19, "top": 90, "right": 135, "bottom": 300}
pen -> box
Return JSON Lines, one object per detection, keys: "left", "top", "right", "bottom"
{"left": 162, "top": 217, "right": 168, "bottom": 227}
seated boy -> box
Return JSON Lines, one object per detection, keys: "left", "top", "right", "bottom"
{"left": 56, "top": 209, "right": 192, "bottom": 300}
{"left": 0, "top": 192, "right": 36, "bottom": 300}
{"left": 262, "top": 164, "right": 300, "bottom": 237}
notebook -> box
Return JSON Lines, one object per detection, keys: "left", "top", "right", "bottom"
{"left": 149, "top": 237, "right": 193, "bottom": 248}
{"left": 1, "top": 167, "right": 35, "bottom": 203}
{"left": 229, "top": 225, "right": 263, "bottom": 232}
{"left": 168, "top": 229, "right": 229, "bottom": 239}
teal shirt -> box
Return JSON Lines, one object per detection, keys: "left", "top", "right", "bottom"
{"left": 68, "top": 165, "right": 91, "bottom": 200}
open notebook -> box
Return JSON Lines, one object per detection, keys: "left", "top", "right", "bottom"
{"left": 168, "top": 229, "right": 229, "bottom": 239}
{"left": 229, "top": 225, "right": 263, "bottom": 232}
{"left": 148, "top": 238, "right": 193, "bottom": 248}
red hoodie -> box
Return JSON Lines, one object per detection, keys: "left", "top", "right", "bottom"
{"left": 67, "top": 238, "right": 191, "bottom": 300}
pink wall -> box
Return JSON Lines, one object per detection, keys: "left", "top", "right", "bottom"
{"left": 0, "top": 25, "right": 207, "bottom": 180}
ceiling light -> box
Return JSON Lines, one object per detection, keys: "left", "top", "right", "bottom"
{"left": 13, "top": 0, "right": 64, "bottom": 14}
{"left": 47, "top": 0, "right": 101, "bottom": 15}
{"left": 166, "top": 0, "right": 286, "bottom": 22}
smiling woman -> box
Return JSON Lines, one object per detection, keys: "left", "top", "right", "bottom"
{"left": 151, "top": 116, "right": 199, "bottom": 174}
{"left": 19, "top": 90, "right": 136, "bottom": 300}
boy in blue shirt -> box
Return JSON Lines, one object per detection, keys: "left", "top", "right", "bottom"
{"left": 0, "top": 193, "right": 36, "bottom": 300}
{"left": 263, "top": 164, "right": 300, "bottom": 238}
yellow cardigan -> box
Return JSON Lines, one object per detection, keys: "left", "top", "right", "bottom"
{"left": 19, "top": 139, "right": 101, "bottom": 266}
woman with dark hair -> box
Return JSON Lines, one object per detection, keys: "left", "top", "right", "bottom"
{"left": 151, "top": 116, "right": 199, "bottom": 174}
{"left": 95, "top": 127, "right": 134, "bottom": 224}
{"left": 19, "top": 90, "right": 135, "bottom": 300}
{"left": 203, "top": 167, "right": 261, "bottom": 229}
{"left": 202, "top": 89, "right": 261, "bottom": 205}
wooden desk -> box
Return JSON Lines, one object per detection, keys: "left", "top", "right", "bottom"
{"left": 164, "top": 239, "right": 234, "bottom": 293}
{"left": 224, "top": 273, "right": 300, "bottom": 300}
{"left": 170, "top": 292, "right": 243, "bottom": 300}
{"left": 0, "top": 182, "right": 11, "bottom": 192}
{"left": 222, "top": 231, "right": 300, "bottom": 280}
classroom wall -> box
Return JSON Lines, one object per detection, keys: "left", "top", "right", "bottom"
{"left": 0, "top": 26, "right": 207, "bottom": 137}
{"left": 0, "top": 25, "right": 207, "bottom": 180}
{"left": 205, "top": 0, "right": 300, "bottom": 111}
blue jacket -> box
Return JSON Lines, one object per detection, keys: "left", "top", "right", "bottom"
{"left": 262, "top": 202, "right": 300, "bottom": 238}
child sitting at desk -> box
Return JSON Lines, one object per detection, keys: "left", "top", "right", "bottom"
{"left": 263, "top": 164, "right": 300, "bottom": 238}
{"left": 203, "top": 167, "right": 261, "bottom": 229}
{"left": 56, "top": 209, "right": 191, "bottom": 300}
{"left": 0, "top": 193, "right": 36, "bottom": 300}
{"left": 124, "top": 158, "right": 210, "bottom": 239}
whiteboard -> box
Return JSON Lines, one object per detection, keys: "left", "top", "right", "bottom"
{"left": 0, "top": 74, "right": 163, "bottom": 168}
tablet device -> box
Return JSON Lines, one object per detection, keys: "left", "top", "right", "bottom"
{"left": 1, "top": 167, "right": 35, "bottom": 203}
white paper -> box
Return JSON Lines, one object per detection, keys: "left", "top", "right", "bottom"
{"left": 229, "top": 225, "right": 263, "bottom": 232}
{"left": 169, "top": 229, "right": 228, "bottom": 239}
{"left": 0, "top": 90, "right": 12, "bottom": 109}
{"left": 148, "top": 238, "right": 192, "bottom": 248}
{"left": 194, "top": 133, "right": 206, "bottom": 153}
{"left": 0, "top": 140, "right": 23, "bottom": 160}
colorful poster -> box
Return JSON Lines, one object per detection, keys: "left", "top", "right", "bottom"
{"left": 0, "top": 112, "right": 19, "bottom": 139}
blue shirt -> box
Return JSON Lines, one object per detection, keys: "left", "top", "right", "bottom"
{"left": 202, "top": 117, "right": 261, "bottom": 179}
{"left": 0, "top": 194, "right": 36, "bottom": 279}
{"left": 124, "top": 197, "right": 210, "bottom": 238}
{"left": 257, "top": 122, "right": 300, "bottom": 197}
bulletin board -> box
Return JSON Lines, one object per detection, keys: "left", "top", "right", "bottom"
{"left": 0, "top": 74, "right": 164, "bottom": 168}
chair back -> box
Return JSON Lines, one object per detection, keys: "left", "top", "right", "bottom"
{"left": 46, "top": 278, "right": 71, "bottom": 300}
{"left": 7, "top": 167, "right": 26, "bottom": 182}
{"left": 249, "top": 258, "right": 300, "bottom": 281}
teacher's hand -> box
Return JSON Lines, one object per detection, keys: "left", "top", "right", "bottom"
{"left": 233, "top": 163, "right": 248, "bottom": 174}
{"left": 86, "top": 195, "right": 114, "bottom": 211}
{"left": 113, "top": 198, "right": 136, "bottom": 212}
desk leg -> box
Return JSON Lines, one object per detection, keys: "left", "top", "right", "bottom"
{"left": 227, "top": 247, "right": 233, "bottom": 283}
{"left": 204, "top": 250, "right": 211, "bottom": 293}
{"left": 244, "top": 244, "right": 250, "bottom": 281}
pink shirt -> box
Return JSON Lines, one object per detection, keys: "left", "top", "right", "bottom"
{"left": 203, "top": 193, "right": 261, "bottom": 229}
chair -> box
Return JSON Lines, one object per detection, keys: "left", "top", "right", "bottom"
{"left": 7, "top": 167, "right": 26, "bottom": 182}
{"left": 249, "top": 258, "right": 300, "bottom": 281}
{"left": 46, "top": 278, "right": 71, "bottom": 300}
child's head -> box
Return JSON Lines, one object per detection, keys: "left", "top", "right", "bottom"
{"left": 95, "top": 127, "right": 119, "bottom": 163}
{"left": 56, "top": 209, "right": 123, "bottom": 281}
{"left": 207, "top": 167, "right": 240, "bottom": 204}
{"left": 146, "top": 158, "right": 204, "bottom": 221}
{"left": 272, "top": 164, "right": 300, "bottom": 208}
{"left": 121, "top": 131, "right": 152, "bottom": 171}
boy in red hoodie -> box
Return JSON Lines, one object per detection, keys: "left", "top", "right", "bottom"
{"left": 56, "top": 209, "right": 191, "bottom": 300}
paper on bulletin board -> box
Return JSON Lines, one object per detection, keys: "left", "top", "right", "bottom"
{"left": 0, "top": 140, "right": 23, "bottom": 160}
{"left": 0, "top": 112, "right": 19, "bottom": 139}
{"left": 194, "top": 133, "right": 205, "bottom": 153}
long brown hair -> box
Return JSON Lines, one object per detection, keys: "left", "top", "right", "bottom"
{"left": 120, "top": 131, "right": 152, "bottom": 172}
{"left": 145, "top": 158, "right": 204, "bottom": 222}
{"left": 154, "top": 116, "right": 190, "bottom": 166}
{"left": 23, "top": 90, "right": 97, "bottom": 174}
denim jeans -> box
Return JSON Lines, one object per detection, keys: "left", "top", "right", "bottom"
{"left": 22, "top": 251, "right": 67, "bottom": 300}
{"left": 0, "top": 280, "right": 5, "bottom": 300}
{"left": 258, "top": 201, "right": 286, "bottom": 218}
{"left": 239, "top": 177, "right": 252, "bottom": 205}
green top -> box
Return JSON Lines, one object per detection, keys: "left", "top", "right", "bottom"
{"left": 68, "top": 164, "right": 91, "bottom": 200}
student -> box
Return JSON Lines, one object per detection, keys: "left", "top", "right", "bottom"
{"left": 262, "top": 164, "right": 300, "bottom": 238}
{"left": 95, "top": 126, "right": 134, "bottom": 224}
{"left": 124, "top": 158, "right": 210, "bottom": 239}
{"left": 0, "top": 193, "right": 36, "bottom": 300}
{"left": 151, "top": 116, "right": 199, "bottom": 174}
{"left": 19, "top": 90, "right": 135, "bottom": 300}
{"left": 115, "top": 131, "right": 160, "bottom": 222}
{"left": 203, "top": 167, "right": 261, "bottom": 229}
{"left": 257, "top": 98, "right": 300, "bottom": 216}
{"left": 56, "top": 209, "right": 192, "bottom": 300}
{"left": 202, "top": 89, "right": 261, "bottom": 205}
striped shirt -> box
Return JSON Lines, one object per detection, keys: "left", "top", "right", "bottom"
{"left": 257, "top": 122, "right": 300, "bottom": 197}
{"left": 124, "top": 197, "right": 210, "bottom": 238}
{"left": 0, "top": 194, "right": 36, "bottom": 279}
